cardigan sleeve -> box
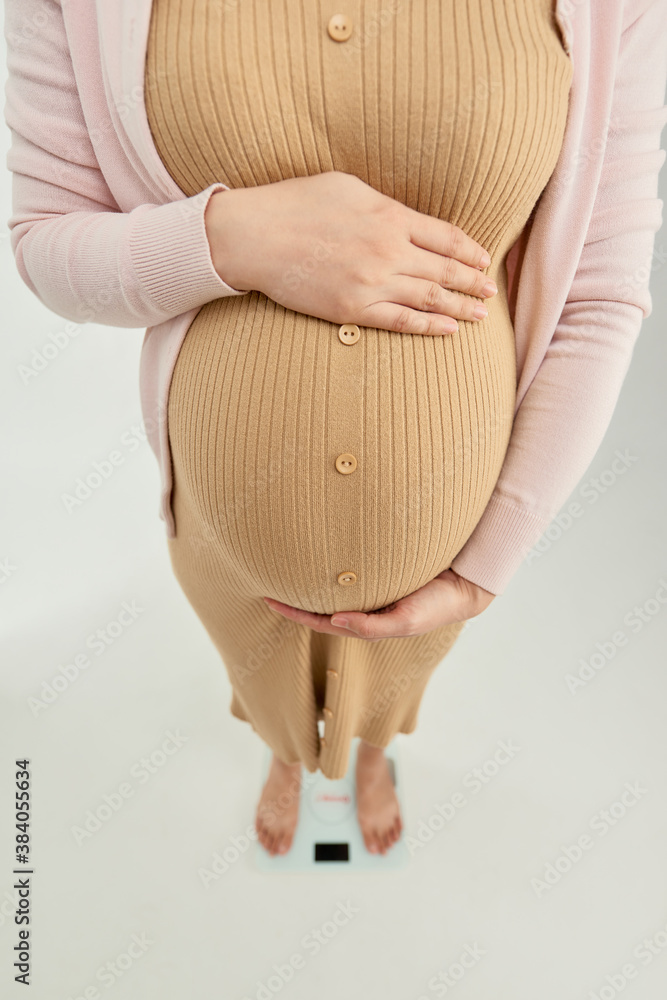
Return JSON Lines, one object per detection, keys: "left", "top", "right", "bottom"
{"left": 450, "top": 0, "right": 667, "bottom": 596}
{"left": 2, "top": 0, "right": 246, "bottom": 328}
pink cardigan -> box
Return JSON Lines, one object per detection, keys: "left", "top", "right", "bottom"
{"left": 4, "top": 0, "right": 667, "bottom": 595}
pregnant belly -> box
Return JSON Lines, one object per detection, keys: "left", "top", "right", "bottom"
{"left": 167, "top": 290, "right": 516, "bottom": 615}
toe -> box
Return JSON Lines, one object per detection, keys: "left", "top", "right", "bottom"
{"left": 261, "top": 820, "right": 273, "bottom": 850}
{"left": 363, "top": 827, "right": 377, "bottom": 853}
{"left": 281, "top": 830, "right": 294, "bottom": 854}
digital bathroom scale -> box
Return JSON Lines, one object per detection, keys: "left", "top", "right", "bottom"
{"left": 253, "top": 731, "right": 410, "bottom": 871}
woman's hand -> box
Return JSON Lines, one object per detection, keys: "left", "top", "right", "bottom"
{"left": 205, "top": 171, "right": 497, "bottom": 336}
{"left": 262, "top": 569, "right": 496, "bottom": 642}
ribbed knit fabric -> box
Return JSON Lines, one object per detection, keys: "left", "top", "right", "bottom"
{"left": 144, "top": 0, "right": 572, "bottom": 779}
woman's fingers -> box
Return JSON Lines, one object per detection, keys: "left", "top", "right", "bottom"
{"left": 358, "top": 300, "right": 460, "bottom": 336}
{"left": 263, "top": 571, "right": 491, "bottom": 640}
{"left": 264, "top": 598, "right": 354, "bottom": 635}
{"left": 381, "top": 274, "right": 491, "bottom": 324}
{"left": 331, "top": 608, "right": 414, "bottom": 640}
{"left": 406, "top": 243, "right": 498, "bottom": 300}
{"left": 408, "top": 212, "right": 491, "bottom": 270}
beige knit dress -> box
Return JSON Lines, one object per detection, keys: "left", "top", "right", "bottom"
{"left": 144, "top": 0, "right": 572, "bottom": 780}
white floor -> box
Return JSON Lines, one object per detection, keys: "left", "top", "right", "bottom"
{"left": 2, "top": 94, "right": 667, "bottom": 1000}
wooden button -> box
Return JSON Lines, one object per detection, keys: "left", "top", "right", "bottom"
{"left": 337, "top": 571, "right": 357, "bottom": 585}
{"left": 320, "top": 737, "right": 327, "bottom": 747}
{"left": 327, "top": 14, "right": 353, "bottom": 41}
{"left": 326, "top": 669, "right": 339, "bottom": 678}
{"left": 338, "top": 324, "right": 360, "bottom": 345}
{"left": 323, "top": 707, "right": 334, "bottom": 719}
{"left": 335, "top": 453, "right": 357, "bottom": 474}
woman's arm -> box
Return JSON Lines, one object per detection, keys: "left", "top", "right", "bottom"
{"left": 3, "top": 0, "right": 246, "bottom": 329}
{"left": 4, "top": 0, "right": 495, "bottom": 336}
{"left": 449, "top": 0, "right": 667, "bottom": 596}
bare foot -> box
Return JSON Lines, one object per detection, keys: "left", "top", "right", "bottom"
{"left": 355, "top": 740, "right": 403, "bottom": 855}
{"left": 255, "top": 754, "right": 303, "bottom": 856}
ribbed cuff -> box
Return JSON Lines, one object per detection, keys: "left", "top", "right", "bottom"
{"left": 128, "top": 182, "right": 247, "bottom": 317}
{"left": 449, "top": 494, "right": 552, "bottom": 596}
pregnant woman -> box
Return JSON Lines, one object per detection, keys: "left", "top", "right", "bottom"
{"left": 145, "top": 0, "right": 571, "bottom": 856}
{"left": 5, "top": 0, "right": 665, "bottom": 860}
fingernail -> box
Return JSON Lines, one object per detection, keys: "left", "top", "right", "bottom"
{"left": 479, "top": 252, "right": 491, "bottom": 268}
{"left": 482, "top": 280, "right": 497, "bottom": 296}
{"left": 331, "top": 616, "right": 349, "bottom": 627}
{"left": 473, "top": 304, "right": 488, "bottom": 319}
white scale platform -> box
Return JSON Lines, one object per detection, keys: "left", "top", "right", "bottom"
{"left": 254, "top": 733, "right": 410, "bottom": 871}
